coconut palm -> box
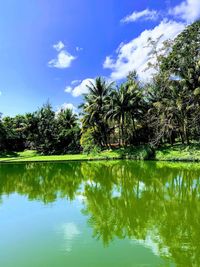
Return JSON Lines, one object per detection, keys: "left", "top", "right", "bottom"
{"left": 106, "top": 75, "right": 143, "bottom": 146}
{"left": 106, "top": 83, "right": 131, "bottom": 146}
{"left": 81, "top": 77, "right": 114, "bottom": 147}
{"left": 56, "top": 108, "right": 78, "bottom": 129}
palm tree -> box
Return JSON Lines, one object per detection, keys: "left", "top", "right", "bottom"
{"left": 106, "top": 75, "right": 143, "bottom": 146}
{"left": 56, "top": 108, "right": 80, "bottom": 152}
{"left": 81, "top": 77, "right": 114, "bottom": 147}
{"left": 106, "top": 84, "right": 130, "bottom": 146}
{"left": 57, "top": 108, "right": 78, "bottom": 129}
{"left": 126, "top": 75, "right": 144, "bottom": 144}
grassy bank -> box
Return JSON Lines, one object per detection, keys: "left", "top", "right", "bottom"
{"left": 0, "top": 149, "right": 122, "bottom": 162}
{"left": 155, "top": 143, "right": 200, "bottom": 161}
{"left": 0, "top": 146, "right": 152, "bottom": 163}
{"left": 0, "top": 144, "right": 200, "bottom": 163}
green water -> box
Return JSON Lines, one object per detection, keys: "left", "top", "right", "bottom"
{"left": 0, "top": 160, "right": 200, "bottom": 266}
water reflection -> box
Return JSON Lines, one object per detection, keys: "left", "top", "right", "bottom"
{"left": 1, "top": 160, "right": 200, "bottom": 266}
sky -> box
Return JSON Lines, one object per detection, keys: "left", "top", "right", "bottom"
{"left": 0, "top": 0, "right": 200, "bottom": 116}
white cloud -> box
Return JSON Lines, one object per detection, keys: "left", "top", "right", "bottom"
{"left": 48, "top": 50, "right": 76, "bottom": 69}
{"left": 64, "top": 79, "right": 95, "bottom": 97}
{"left": 103, "top": 20, "right": 185, "bottom": 81}
{"left": 72, "top": 78, "right": 95, "bottom": 97}
{"left": 169, "top": 0, "right": 200, "bottom": 23}
{"left": 71, "top": 79, "right": 81, "bottom": 85}
{"left": 64, "top": 86, "right": 72, "bottom": 93}
{"left": 64, "top": 80, "right": 82, "bottom": 93}
{"left": 0, "top": 91, "right": 2, "bottom": 96}
{"left": 121, "top": 9, "right": 159, "bottom": 23}
{"left": 56, "top": 103, "right": 77, "bottom": 114}
{"left": 53, "top": 41, "right": 65, "bottom": 51}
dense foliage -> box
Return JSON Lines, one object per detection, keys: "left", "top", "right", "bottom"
{"left": 81, "top": 20, "right": 200, "bottom": 149}
{"left": 0, "top": 20, "right": 200, "bottom": 154}
{"left": 0, "top": 103, "right": 80, "bottom": 155}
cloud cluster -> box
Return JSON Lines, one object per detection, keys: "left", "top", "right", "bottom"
{"left": 121, "top": 0, "right": 200, "bottom": 24}
{"left": 121, "top": 9, "right": 159, "bottom": 23}
{"left": 48, "top": 41, "right": 76, "bottom": 69}
{"left": 103, "top": 20, "right": 185, "bottom": 81}
{"left": 72, "top": 78, "right": 94, "bottom": 97}
{"left": 104, "top": 0, "right": 200, "bottom": 81}
{"left": 103, "top": 0, "right": 200, "bottom": 82}
{"left": 61, "top": 0, "right": 199, "bottom": 95}
{"left": 64, "top": 78, "right": 95, "bottom": 97}
{"left": 169, "top": 0, "right": 200, "bottom": 23}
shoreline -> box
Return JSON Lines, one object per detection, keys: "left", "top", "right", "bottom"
{"left": 1, "top": 144, "right": 200, "bottom": 163}
{"left": 1, "top": 158, "right": 200, "bottom": 164}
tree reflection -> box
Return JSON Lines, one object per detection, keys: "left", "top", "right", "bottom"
{"left": 82, "top": 161, "right": 200, "bottom": 267}
{"left": 0, "top": 160, "right": 200, "bottom": 266}
{"left": 0, "top": 162, "right": 83, "bottom": 202}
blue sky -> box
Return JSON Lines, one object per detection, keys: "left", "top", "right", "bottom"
{"left": 0, "top": 0, "right": 199, "bottom": 116}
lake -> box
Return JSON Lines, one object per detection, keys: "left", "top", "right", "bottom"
{"left": 0, "top": 160, "right": 199, "bottom": 267}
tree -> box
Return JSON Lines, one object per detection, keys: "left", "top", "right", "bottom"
{"left": 81, "top": 77, "right": 114, "bottom": 147}
{"left": 2, "top": 115, "right": 27, "bottom": 151}
{"left": 56, "top": 108, "right": 80, "bottom": 153}
{"left": 106, "top": 72, "right": 144, "bottom": 146}
{"left": 0, "top": 113, "right": 7, "bottom": 151}
{"left": 80, "top": 127, "right": 100, "bottom": 154}
{"left": 106, "top": 83, "right": 131, "bottom": 146}
{"left": 160, "top": 20, "right": 200, "bottom": 144}
{"left": 34, "top": 103, "right": 57, "bottom": 155}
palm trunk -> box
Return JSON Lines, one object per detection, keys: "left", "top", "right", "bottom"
{"left": 132, "top": 116, "right": 138, "bottom": 144}
{"left": 120, "top": 114, "right": 125, "bottom": 147}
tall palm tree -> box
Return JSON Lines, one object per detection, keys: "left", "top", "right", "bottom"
{"left": 106, "top": 84, "right": 131, "bottom": 146}
{"left": 127, "top": 77, "right": 144, "bottom": 144}
{"left": 106, "top": 75, "right": 143, "bottom": 146}
{"left": 81, "top": 77, "right": 114, "bottom": 147}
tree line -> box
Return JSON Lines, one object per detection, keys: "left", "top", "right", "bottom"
{"left": 0, "top": 103, "right": 80, "bottom": 154}
{"left": 0, "top": 20, "right": 200, "bottom": 154}
{"left": 81, "top": 20, "right": 200, "bottom": 151}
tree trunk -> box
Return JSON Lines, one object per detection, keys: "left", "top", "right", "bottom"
{"left": 183, "top": 120, "right": 190, "bottom": 145}
{"left": 132, "top": 116, "right": 138, "bottom": 144}
{"left": 121, "top": 114, "right": 125, "bottom": 147}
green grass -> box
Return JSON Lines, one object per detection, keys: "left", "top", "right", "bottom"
{"left": 1, "top": 144, "right": 200, "bottom": 163}
{"left": 0, "top": 146, "right": 153, "bottom": 163}
{"left": 156, "top": 143, "right": 200, "bottom": 161}
{"left": 0, "top": 149, "right": 122, "bottom": 162}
